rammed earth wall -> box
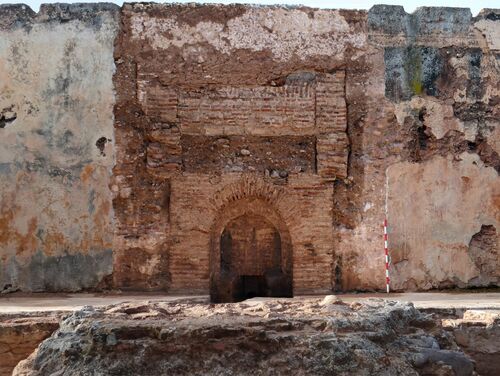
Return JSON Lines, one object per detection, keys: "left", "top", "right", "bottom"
{"left": 0, "top": 3, "right": 498, "bottom": 293}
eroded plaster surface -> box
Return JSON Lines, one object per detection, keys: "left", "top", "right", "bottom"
{"left": 129, "top": 7, "right": 366, "bottom": 61}
{"left": 388, "top": 154, "right": 499, "bottom": 289}
{"left": 0, "top": 4, "right": 119, "bottom": 292}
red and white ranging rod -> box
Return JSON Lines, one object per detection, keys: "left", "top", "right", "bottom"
{"left": 384, "top": 218, "right": 391, "bottom": 293}
{"left": 384, "top": 218, "right": 390, "bottom": 293}
{"left": 384, "top": 169, "right": 391, "bottom": 294}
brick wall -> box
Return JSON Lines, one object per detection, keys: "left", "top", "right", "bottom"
{"left": 137, "top": 71, "right": 348, "bottom": 177}
{"left": 113, "top": 66, "right": 347, "bottom": 294}
{"left": 168, "top": 174, "right": 333, "bottom": 294}
{"left": 113, "top": 6, "right": 349, "bottom": 295}
{"left": 178, "top": 85, "right": 316, "bottom": 136}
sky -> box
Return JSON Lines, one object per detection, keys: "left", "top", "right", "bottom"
{"left": 1, "top": 0, "right": 498, "bottom": 16}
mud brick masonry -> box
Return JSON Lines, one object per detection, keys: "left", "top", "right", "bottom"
{"left": 0, "top": 3, "right": 498, "bottom": 300}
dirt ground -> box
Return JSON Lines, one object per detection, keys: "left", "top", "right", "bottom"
{"left": 1, "top": 291, "right": 499, "bottom": 313}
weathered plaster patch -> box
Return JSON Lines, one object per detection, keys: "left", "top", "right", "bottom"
{"left": 138, "top": 254, "right": 162, "bottom": 276}
{"left": 489, "top": 123, "right": 500, "bottom": 154}
{"left": 387, "top": 154, "right": 499, "bottom": 289}
{"left": 394, "top": 96, "right": 467, "bottom": 139}
{"left": 1, "top": 249, "right": 113, "bottom": 292}
{"left": 474, "top": 19, "right": 500, "bottom": 51}
{"left": 130, "top": 8, "right": 366, "bottom": 60}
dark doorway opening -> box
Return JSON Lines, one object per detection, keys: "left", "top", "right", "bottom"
{"left": 240, "top": 275, "right": 266, "bottom": 299}
{"left": 211, "top": 213, "right": 292, "bottom": 303}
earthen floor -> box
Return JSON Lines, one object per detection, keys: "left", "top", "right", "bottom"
{"left": 0, "top": 291, "right": 499, "bottom": 313}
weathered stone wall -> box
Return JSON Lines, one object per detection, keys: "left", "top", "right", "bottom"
{"left": 371, "top": 6, "right": 500, "bottom": 290}
{"left": 0, "top": 3, "right": 498, "bottom": 293}
{"left": 0, "top": 4, "right": 119, "bottom": 292}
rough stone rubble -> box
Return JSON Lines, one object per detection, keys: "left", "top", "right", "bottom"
{"left": 8, "top": 297, "right": 500, "bottom": 376}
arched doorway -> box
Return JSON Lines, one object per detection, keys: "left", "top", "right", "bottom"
{"left": 210, "top": 198, "right": 293, "bottom": 303}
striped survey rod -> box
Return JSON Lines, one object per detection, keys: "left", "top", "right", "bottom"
{"left": 384, "top": 218, "right": 390, "bottom": 293}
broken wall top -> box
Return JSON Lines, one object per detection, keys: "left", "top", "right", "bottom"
{"left": 1, "top": 3, "right": 497, "bottom": 34}
{"left": 0, "top": 3, "right": 120, "bottom": 30}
